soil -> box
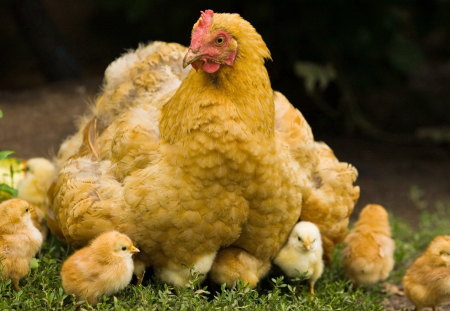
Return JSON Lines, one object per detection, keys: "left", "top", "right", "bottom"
{"left": 0, "top": 79, "right": 449, "bottom": 310}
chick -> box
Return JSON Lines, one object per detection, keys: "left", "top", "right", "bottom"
{"left": 403, "top": 235, "right": 450, "bottom": 311}
{"left": 61, "top": 231, "right": 139, "bottom": 305}
{"left": 273, "top": 221, "right": 324, "bottom": 294}
{"left": 209, "top": 247, "right": 270, "bottom": 288}
{"left": 342, "top": 204, "right": 395, "bottom": 288}
{"left": 0, "top": 198, "right": 43, "bottom": 291}
{"left": 17, "top": 157, "right": 56, "bottom": 212}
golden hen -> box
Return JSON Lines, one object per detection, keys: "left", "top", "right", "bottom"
{"left": 50, "top": 10, "right": 359, "bottom": 287}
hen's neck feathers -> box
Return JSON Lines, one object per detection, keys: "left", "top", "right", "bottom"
{"left": 160, "top": 14, "right": 273, "bottom": 144}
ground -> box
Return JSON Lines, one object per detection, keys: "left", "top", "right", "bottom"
{"left": 0, "top": 79, "right": 449, "bottom": 310}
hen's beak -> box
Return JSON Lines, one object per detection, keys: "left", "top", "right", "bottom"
{"left": 130, "top": 246, "right": 140, "bottom": 254}
{"left": 183, "top": 48, "right": 203, "bottom": 68}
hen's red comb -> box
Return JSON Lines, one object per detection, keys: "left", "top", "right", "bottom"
{"left": 198, "top": 10, "right": 214, "bottom": 30}
{"left": 191, "top": 10, "right": 214, "bottom": 49}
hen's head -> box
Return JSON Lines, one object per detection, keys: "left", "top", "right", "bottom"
{"left": 183, "top": 10, "right": 271, "bottom": 74}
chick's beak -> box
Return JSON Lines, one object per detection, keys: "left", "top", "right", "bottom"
{"left": 183, "top": 48, "right": 203, "bottom": 68}
{"left": 130, "top": 246, "right": 140, "bottom": 254}
{"left": 303, "top": 239, "right": 312, "bottom": 250}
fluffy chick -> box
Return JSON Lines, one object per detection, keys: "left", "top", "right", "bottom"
{"left": 17, "top": 157, "right": 56, "bottom": 212}
{"left": 0, "top": 198, "right": 43, "bottom": 291}
{"left": 403, "top": 235, "right": 450, "bottom": 311}
{"left": 209, "top": 247, "right": 271, "bottom": 288}
{"left": 61, "top": 231, "right": 139, "bottom": 305}
{"left": 273, "top": 221, "right": 324, "bottom": 294}
{"left": 342, "top": 204, "right": 395, "bottom": 287}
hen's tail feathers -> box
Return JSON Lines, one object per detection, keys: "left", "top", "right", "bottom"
{"left": 84, "top": 117, "right": 99, "bottom": 160}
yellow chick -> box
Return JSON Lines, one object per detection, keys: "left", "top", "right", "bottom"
{"left": 403, "top": 235, "right": 450, "bottom": 311}
{"left": 61, "top": 231, "right": 139, "bottom": 305}
{"left": 17, "top": 157, "right": 56, "bottom": 213}
{"left": 342, "top": 204, "right": 395, "bottom": 287}
{"left": 209, "top": 247, "right": 271, "bottom": 288}
{"left": 0, "top": 198, "right": 43, "bottom": 291}
{"left": 273, "top": 221, "right": 324, "bottom": 294}
{"left": 17, "top": 158, "right": 56, "bottom": 240}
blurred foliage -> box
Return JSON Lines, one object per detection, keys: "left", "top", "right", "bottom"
{"left": 0, "top": 111, "right": 22, "bottom": 201}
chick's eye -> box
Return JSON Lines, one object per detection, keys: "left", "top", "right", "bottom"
{"left": 297, "top": 236, "right": 302, "bottom": 242}
{"left": 25, "top": 208, "right": 29, "bottom": 212}
{"left": 121, "top": 246, "right": 127, "bottom": 251}
{"left": 215, "top": 36, "right": 225, "bottom": 46}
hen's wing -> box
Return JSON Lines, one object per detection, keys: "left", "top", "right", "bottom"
{"left": 274, "top": 91, "right": 359, "bottom": 262}
{"left": 55, "top": 42, "right": 188, "bottom": 170}
{"left": 50, "top": 42, "right": 188, "bottom": 246}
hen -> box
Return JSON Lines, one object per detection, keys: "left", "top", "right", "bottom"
{"left": 50, "top": 10, "right": 359, "bottom": 287}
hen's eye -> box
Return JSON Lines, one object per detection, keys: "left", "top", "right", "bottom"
{"left": 215, "top": 36, "right": 225, "bottom": 45}
{"left": 121, "top": 246, "right": 127, "bottom": 251}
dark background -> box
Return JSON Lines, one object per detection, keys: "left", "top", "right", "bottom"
{"left": 1, "top": 0, "right": 449, "bottom": 138}
{"left": 0, "top": 0, "right": 449, "bottom": 225}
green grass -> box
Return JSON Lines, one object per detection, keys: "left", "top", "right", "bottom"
{"left": 0, "top": 191, "right": 449, "bottom": 311}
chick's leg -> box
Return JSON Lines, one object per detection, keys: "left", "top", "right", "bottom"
{"left": 309, "top": 280, "right": 315, "bottom": 295}
{"left": 133, "top": 259, "right": 146, "bottom": 286}
{"left": 12, "top": 278, "right": 21, "bottom": 291}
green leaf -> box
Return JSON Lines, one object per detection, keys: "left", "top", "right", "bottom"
{"left": 0, "top": 110, "right": 3, "bottom": 118}
{"left": 294, "top": 61, "right": 336, "bottom": 95}
{"left": 0, "top": 183, "right": 18, "bottom": 196}
{"left": 29, "top": 258, "right": 40, "bottom": 270}
{"left": 0, "top": 151, "right": 14, "bottom": 160}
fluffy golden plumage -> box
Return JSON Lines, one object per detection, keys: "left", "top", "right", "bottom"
{"left": 274, "top": 221, "right": 324, "bottom": 294}
{"left": 273, "top": 92, "right": 359, "bottom": 262}
{"left": 0, "top": 198, "right": 43, "bottom": 291}
{"left": 403, "top": 235, "right": 450, "bottom": 311}
{"left": 61, "top": 231, "right": 139, "bottom": 305}
{"left": 50, "top": 11, "right": 358, "bottom": 287}
{"left": 342, "top": 204, "right": 395, "bottom": 287}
